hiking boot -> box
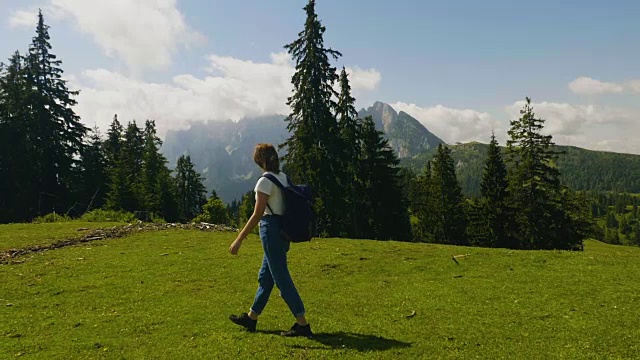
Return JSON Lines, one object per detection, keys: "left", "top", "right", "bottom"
{"left": 229, "top": 313, "right": 257, "bottom": 332}
{"left": 281, "top": 323, "right": 312, "bottom": 337}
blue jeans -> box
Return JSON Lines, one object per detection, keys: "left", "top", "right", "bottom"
{"left": 250, "top": 215, "right": 306, "bottom": 317}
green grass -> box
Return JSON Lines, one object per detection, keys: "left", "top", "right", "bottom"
{"left": 0, "top": 222, "right": 125, "bottom": 251}
{"left": 1, "top": 230, "right": 640, "bottom": 359}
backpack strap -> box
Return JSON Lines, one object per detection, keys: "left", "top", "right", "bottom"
{"left": 261, "top": 174, "right": 285, "bottom": 215}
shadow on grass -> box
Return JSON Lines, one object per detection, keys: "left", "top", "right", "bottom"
{"left": 256, "top": 330, "right": 411, "bottom": 352}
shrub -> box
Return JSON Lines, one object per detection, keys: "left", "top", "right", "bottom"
{"left": 80, "top": 209, "right": 136, "bottom": 222}
{"left": 32, "top": 213, "right": 72, "bottom": 223}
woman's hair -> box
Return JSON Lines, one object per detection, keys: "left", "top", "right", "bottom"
{"left": 253, "top": 143, "right": 280, "bottom": 173}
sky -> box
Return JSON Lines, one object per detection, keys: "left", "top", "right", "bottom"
{"left": 2, "top": 0, "right": 640, "bottom": 154}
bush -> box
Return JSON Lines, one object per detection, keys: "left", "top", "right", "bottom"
{"left": 32, "top": 213, "right": 72, "bottom": 223}
{"left": 193, "top": 197, "right": 230, "bottom": 225}
{"left": 80, "top": 209, "right": 136, "bottom": 222}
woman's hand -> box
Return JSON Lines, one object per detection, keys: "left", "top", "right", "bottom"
{"left": 229, "top": 238, "right": 243, "bottom": 255}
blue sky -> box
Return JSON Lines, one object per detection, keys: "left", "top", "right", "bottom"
{"left": 3, "top": 0, "right": 640, "bottom": 153}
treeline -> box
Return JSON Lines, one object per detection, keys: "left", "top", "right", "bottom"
{"left": 406, "top": 99, "right": 592, "bottom": 250}
{"left": 0, "top": 11, "right": 220, "bottom": 224}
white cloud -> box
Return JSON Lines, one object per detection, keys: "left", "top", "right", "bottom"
{"left": 568, "top": 77, "right": 623, "bottom": 95}
{"left": 9, "top": 0, "right": 205, "bottom": 71}
{"left": 71, "top": 52, "right": 380, "bottom": 137}
{"left": 8, "top": 8, "right": 40, "bottom": 28}
{"left": 505, "top": 100, "right": 640, "bottom": 154}
{"left": 345, "top": 67, "right": 381, "bottom": 91}
{"left": 391, "top": 102, "right": 499, "bottom": 144}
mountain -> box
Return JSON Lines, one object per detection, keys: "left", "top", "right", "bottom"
{"left": 162, "top": 115, "right": 289, "bottom": 203}
{"left": 358, "top": 101, "right": 445, "bottom": 158}
{"left": 162, "top": 101, "right": 640, "bottom": 204}
{"left": 403, "top": 143, "right": 640, "bottom": 196}
{"left": 162, "top": 101, "right": 441, "bottom": 203}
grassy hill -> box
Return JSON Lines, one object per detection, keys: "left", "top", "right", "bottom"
{"left": 403, "top": 143, "right": 640, "bottom": 196}
{"left": 1, "top": 224, "right": 639, "bottom": 358}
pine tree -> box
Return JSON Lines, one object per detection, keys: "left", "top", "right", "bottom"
{"left": 479, "top": 132, "right": 510, "bottom": 247}
{"left": 506, "top": 97, "right": 580, "bottom": 250}
{"left": 632, "top": 224, "right": 640, "bottom": 246}
{"left": 141, "top": 120, "right": 167, "bottom": 213}
{"left": 430, "top": 144, "right": 467, "bottom": 245}
{"left": 358, "top": 116, "right": 411, "bottom": 240}
{"left": 606, "top": 210, "right": 618, "bottom": 229}
{"left": 0, "top": 51, "right": 39, "bottom": 222}
{"left": 335, "top": 67, "right": 362, "bottom": 237}
{"left": 619, "top": 215, "right": 630, "bottom": 235}
{"left": 120, "top": 121, "right": 145, "bottom": 210}
{"left": 77, "top": 126, "right": 107, "bottom": 212}
{"left": 281, "top": 0, "right": 343, "bottom": 236}
{"left": 174, "top": 155, "right": 207, "bottom": 222}
{"left": 26, "top": 10, "right": 87, "bottom": 215}
{"left": 411, "top": 162, "right": 436, "bottom": 242}
{"left": 103, "top": 114, "right": 123, "bottom": 169}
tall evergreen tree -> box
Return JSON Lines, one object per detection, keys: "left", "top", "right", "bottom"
{"left": 174, "top": 155, "right": 207, "bottom": 222}
{"left": 506, "top": 97, "right": 583, "bottom": 250}
{"left": 120, "top": 121, "right": 145, "bottom": 210}
{"left": 26, "top": 10, "right": 87, "bottom": 215}
{"left": 141, "top": 120, "right": 166, "bottom": 213}
{"left": 103, "top": 114, "right": 123, "bottom": 170}
{"left": 358, "top": 116, "right": 411, "bottom": 240}
{"left": 336, "top": 67, "right": 362, "bottom": 237}
{"left": 0, "top": 51, "right": 39, "bottom": 222}
{"left": 77, "top": 126, "right": 107, "bottom": 212}
{"left": 479, "top": 132, "right": 511, "bottom": 247}
{"left": 430, "top": 144, "right": 467, "bottom": 245}
{"left": 411, "top": 162, "right": 436, "bottom": 242}
{"left": 281, "top": 0, "right": 344, "bottom": 236}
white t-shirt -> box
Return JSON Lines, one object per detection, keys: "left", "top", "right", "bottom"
{"left": 254, "top": 171, "right": 289, "bottom": 215}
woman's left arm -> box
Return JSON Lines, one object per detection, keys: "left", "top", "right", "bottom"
{"left": 229, "top": 191, "right": 268, "bottom": 255}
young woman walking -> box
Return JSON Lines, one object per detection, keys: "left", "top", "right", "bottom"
{"left": 228, "top": 143, "right": 312, "bottom": 337}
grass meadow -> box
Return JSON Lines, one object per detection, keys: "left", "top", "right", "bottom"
{"left": 1, "top": 223, "right": 639, "bottom": 359}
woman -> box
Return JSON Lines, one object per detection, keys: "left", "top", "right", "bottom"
{"left": 228, "top": 143, "right": 312, "bottom": 337}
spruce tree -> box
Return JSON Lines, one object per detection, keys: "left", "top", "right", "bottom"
{"left": 141, "top": 120, "right": 166, "bottom": 213}
{"left": 430, "top": 144, "right": 467, "bottom": 245}
{"left": 336, "top": 67, "right": 362, "bottom": 237}
{"left": 26, "top": 10, "right": 87, "bottom": 215}
{"left": 506, "top": 97, "right": 579, "bottom": 250}
{"left": 104, "top": 114, "right": 123, "bottom": 169}
{"left": 411, "top": 162, "right": 436, "bottom": 242}
{"left": 77, "top": 126, "right": 107, "bottom": 212}
{"left": 120, "top": 121, "right": 145, "bottom": 210}
{"left": 282, "top": 0, "right": 343, "bottom": 236}
{"left": 0, "top": 51, "right": 39, "bottom": 222}
{"left": 479, "top": 132, "right": 510, "bottom": 247}
{"left": 358, "top": 116, "right": 411, "bottom": 240}
{"left": 632, "top": 224, "right": 640, "bottom": 246}
{"left": 174, "top": 155, "right": 207, "bottom": 222}
{"left": 606, "top": 210, "right": 618, "bottom": 229}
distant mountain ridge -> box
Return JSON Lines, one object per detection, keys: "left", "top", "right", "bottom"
{"left": 162, "top": 101, "right": 442, "bottom": 202}
{"left": 403, "top": 142, "right": 640, "bottom": 196}
{"left": 161, "top": 101, "right": 640, "bottom": 203}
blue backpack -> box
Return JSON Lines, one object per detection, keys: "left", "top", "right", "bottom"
{"left": 262, "top": 174, "right": 314, "bottom": 243}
